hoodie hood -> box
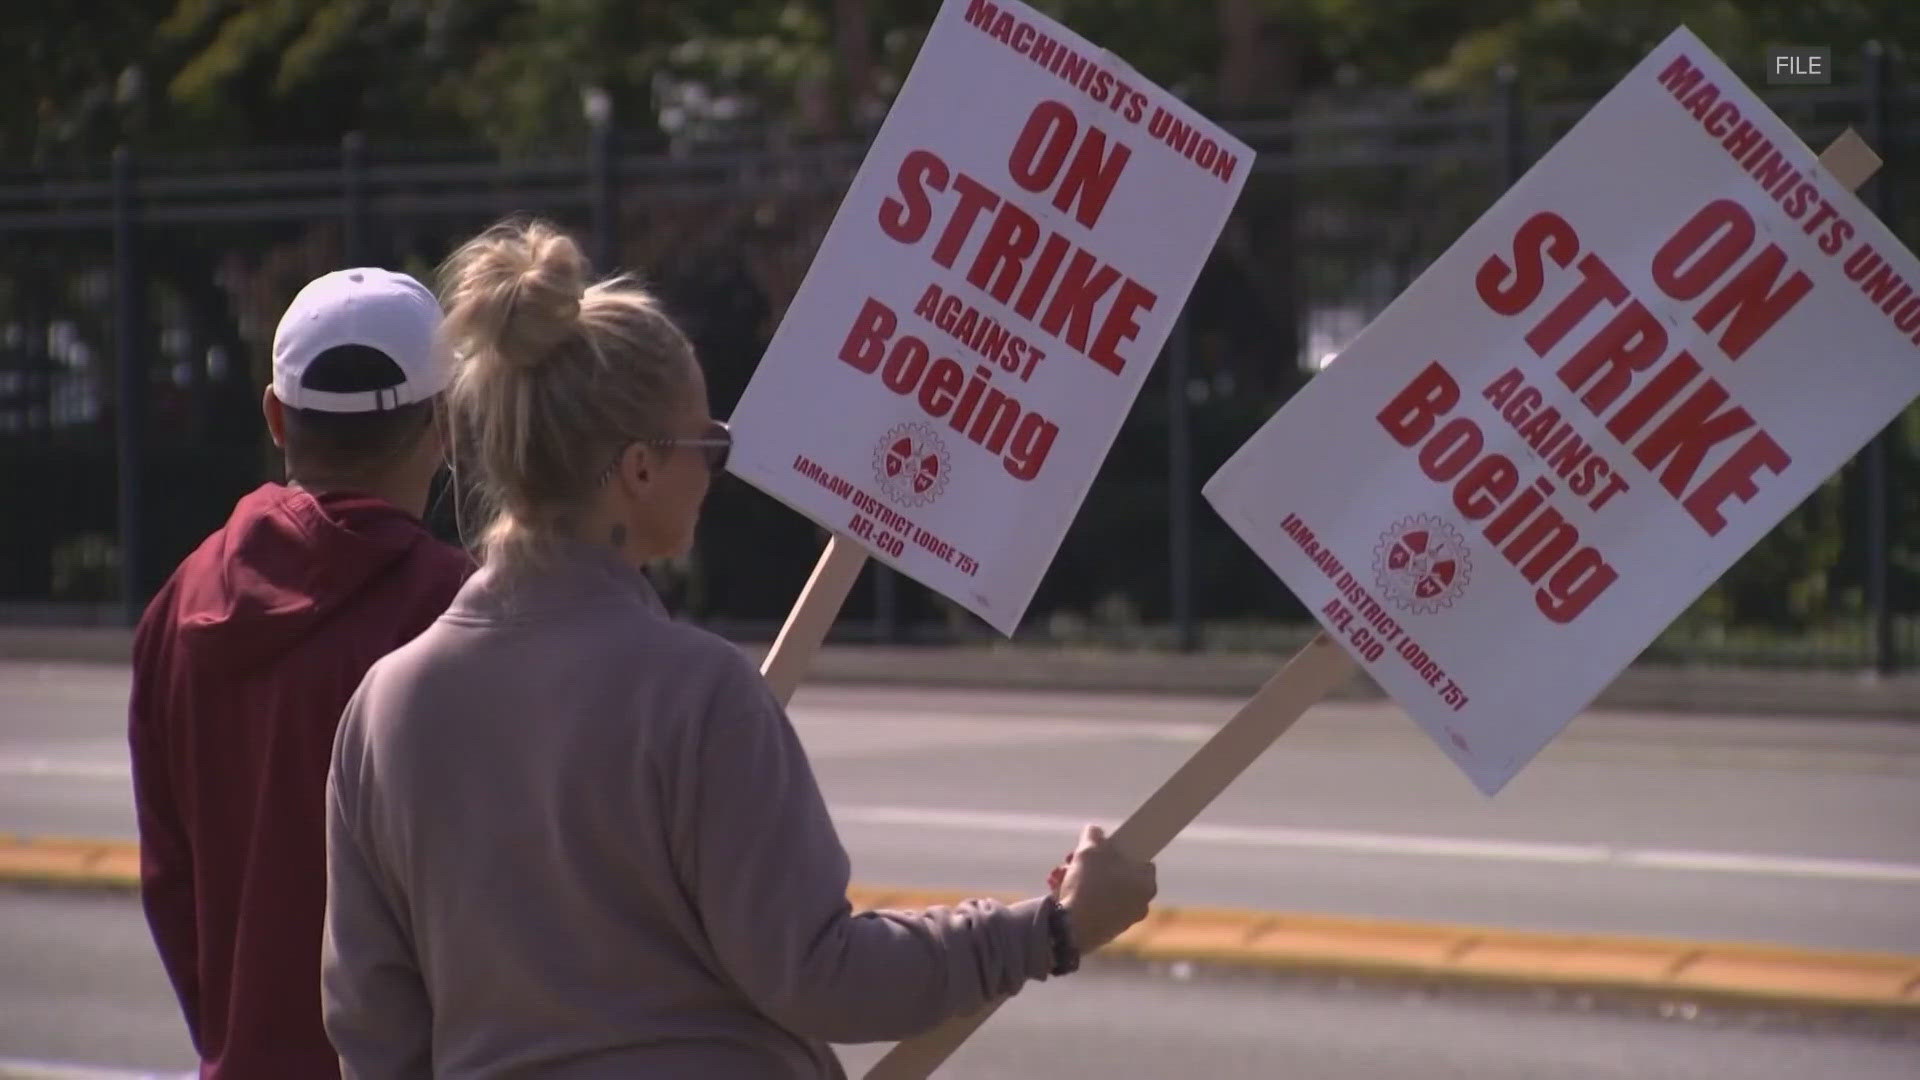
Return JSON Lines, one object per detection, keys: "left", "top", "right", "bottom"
{"left": 171, "top": 483, "right": 439, "bottom": 669}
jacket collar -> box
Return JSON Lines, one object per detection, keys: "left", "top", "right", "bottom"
{"left": 448, "top": 540, "right": 669, "bottom": 625}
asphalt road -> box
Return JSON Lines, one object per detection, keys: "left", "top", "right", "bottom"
{"left": 2, "top": 888, "right": 1916, "bottom": 1079}
{"left": 3, "top": 660, "right": 1919, "bottom": 1076}
{"left": 3, "top": 660, "right": 1917, "bottom": 952}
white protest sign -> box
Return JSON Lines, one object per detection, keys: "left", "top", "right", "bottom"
{"left": 726, "top": 0, "right": 1250, "bottom": 634}
{"left": 1205, "top": 27, "right": 1920, "bottom": 795}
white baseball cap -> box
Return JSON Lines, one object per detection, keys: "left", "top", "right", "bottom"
{"left": 271, "top": 268, "right": 451, "bottom": 412}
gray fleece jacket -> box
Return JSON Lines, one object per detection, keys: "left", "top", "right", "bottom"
{"left": 322, "top": 542, "right": 1054, "bottom": 1078}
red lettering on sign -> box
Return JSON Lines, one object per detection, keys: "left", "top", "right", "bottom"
{"left": 876, "top": 148, "right": 1158, "bottom": 376}
{"left": 1008, "top": 101, "right": 1133, "bottom": 229}
{"left": 1691, "top": 244, "right": 1812, "bottom": 360}
{"left": 931, "top": 174, "right": 1002, "bottom": 268}
{"left": 1652, "top": 199, "right": 1753, "bottom": 301}
{"left": 879, "top": 150, "right": 948, "bottom": 244}
{"left": 837, "top": 297, "right": 1059, "bottom": 481}
{"left": 1477, "top": 211, "right": 1579, "bottom": 316}
{"left": 1040, "top": 251, "right": 1127, "bottom": 373}
{"left": 1681, "top": 433, "right": 1791, "bottom": 534}
{"left": 1632, "top": 377, "right": 1757, "bottom": 510}
{"left": 1472, "top": 208, "right": 1801, "bottom": 537}
{"left": 839, "top": 298, "right": 895, "bottom": 373}
{"left": 962, "top": 1, "right": 1188, "bottom": 165}
{"left": 1382, "top": 364, "right": 1620, "bottom": 622}
{"left": 1654, "top": 52, "right": 1917, "bottom": 349}
{"left": 967, "top": 198, "right": 1040, "bottom": 302}
{"left": 1378, "top": 362, "right": 1460, "bottom": 445}
{"left": 1526, "top": 254, "right": 1626, "bottom": 358}
{"left": 1556, "top": 300, "right": 1665, "bottom": 413}
{"left": 914, "top": 282, "right": 1045, "bottom": 380}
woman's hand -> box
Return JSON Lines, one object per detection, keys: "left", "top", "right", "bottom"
{"left": 1049, "top": 825, "right": 1156, "bottom": 953}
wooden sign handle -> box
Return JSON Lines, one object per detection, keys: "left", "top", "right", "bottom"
{"left": 761, "top": 535, "right": 869, "bottom": 707}
{"left": 860, "top": 127, "right": 1880, "bottom": 1080}
{"left": 864, "top": 634, "right": 1357, "bottom": 1078}
{"left": 1818, "top": 127, "right": 1881, "bottom": 191}
{"left": 1106, "top": 634, "right": 1358, "bottom": 859}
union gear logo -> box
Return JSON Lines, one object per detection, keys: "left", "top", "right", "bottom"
{"left": 1374, "top": 515, "right": 1472, "bottom": 615}
{"left": 873, "top": 422, "right": 951, "bottom": 508}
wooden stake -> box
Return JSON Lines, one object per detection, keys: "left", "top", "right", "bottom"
{"left": 864, "top": 634, "right": 1357, "bottom": 1078}
{"left": 761, "top": 536, "right": 869, "bottom": 707}
{"left": 1105, "top": 635, "right": 1358, "bottom": 857}
{"left": 1818, "top": 127, "right": 1881, "bottom": 191}
{"left": 862, "top": 130, "right": 1882, "bottom": 1080}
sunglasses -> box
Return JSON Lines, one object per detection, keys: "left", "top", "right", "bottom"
{"left": 604, "top": 419, "right": 731, "bottom": 483}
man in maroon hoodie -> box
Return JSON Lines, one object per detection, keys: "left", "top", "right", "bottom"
{"left": 130, "top": 268, "right": 469, "bottom": 1078}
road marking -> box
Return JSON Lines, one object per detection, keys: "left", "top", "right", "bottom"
{"left": 833, "top": 805, "right": 1920, "bottom": 884}
{"left": 1615, "top": 847, "right": 1920, "bottom": 882}
{"left": 0, "top": 1060, "right": 190, "bottom": 1080}
{"left": 0, "top": 756, "right": 126, "bottom": 781}
{"left": 6, "top": 754, "right": 1918, "bottom": 885}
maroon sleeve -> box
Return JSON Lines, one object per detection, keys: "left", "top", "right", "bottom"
{"left": 127, "top": 592, "right": 204, "bottom": 1051}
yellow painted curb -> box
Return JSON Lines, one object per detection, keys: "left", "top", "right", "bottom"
{"left": 0, "top": 835, "right": 140, "bottom": 890}
{"left": 5, "top": 842, "right": 1914, "bottom": 1014}
{"left": 844, "top": 887, "right": 1920, "bottom": 1014}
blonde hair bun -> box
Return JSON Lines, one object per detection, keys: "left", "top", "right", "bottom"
{"left": 436, "top": 216, "right": 700, "bottom": 569}
{"left": 442, "top": 220, "right": 590, "bottom": 368}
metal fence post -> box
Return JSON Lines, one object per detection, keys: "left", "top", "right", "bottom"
{"left": 113, "top": 146, "right": 147, "bottom": 623}
{"left": 1169, "top": 312, "right": 1197, "bottom": 653}
{"left": 1864, "top": 41, "right": 1898, "bottom": 672}
{"left": 342, "top": 131, "right": 368, "bottom": 266}
{"left": 872, "top": 559, "right": 897, "bottom": 643}
{"left": 1496, "top": 63, "right": 1526, "bottom": 188}
{"left": 588, "top": 111, "right": 618, "bottom": 272}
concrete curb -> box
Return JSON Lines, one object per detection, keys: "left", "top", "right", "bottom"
{"left": 6, "top": 838, "right": 1914, "bottom": 1015}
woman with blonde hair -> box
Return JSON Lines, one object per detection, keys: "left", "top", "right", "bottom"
{"left": 320, "top": 218, "right": 1157, "bottom": 1078}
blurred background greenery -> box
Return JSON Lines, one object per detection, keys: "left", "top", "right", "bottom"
{"left": 1, "top": 0, "right": 1914, "bottom": 667}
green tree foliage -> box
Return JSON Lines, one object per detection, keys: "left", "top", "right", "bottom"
{"left": 1420, "top": 0, "right": 1918, "bottom": 93}
{"left": 0, "top": 0, "right": 175, "bottom": 165}
{"left": 14, "top": 0, "right": 1912, "bottom": 153}
{"left": 4, "top": 0, "right": 1914, "bottom": 638}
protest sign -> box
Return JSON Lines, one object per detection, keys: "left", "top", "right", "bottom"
{"left": 872, "top": 26, "right": 1909, "bottom": 1079}
{"left": 727, "top": 0, "right": 1250, "bottom": 644}
{"left": 1204, "top": 27, "right": 1920, "bottom": 796}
